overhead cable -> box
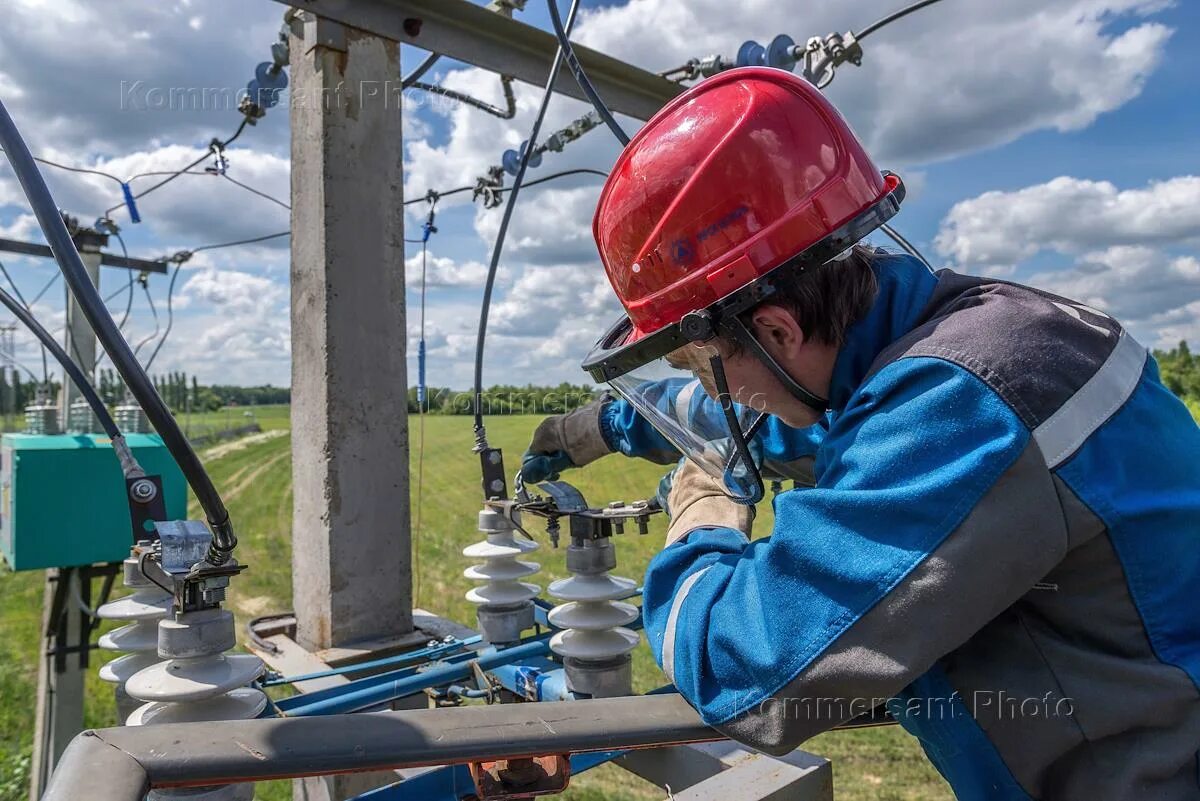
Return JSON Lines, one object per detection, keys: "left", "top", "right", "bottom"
{"left": 0, "top": 284, "right": 119, "bottom": 437}
{"left": 546, "top": 0, "right": 630, "bottom": 146}
{"left": 0, "top": 257, "right": 49, "bottom": 382}
{"left": 401, "top": 52, "right": 441, "bottom": 88}
{"left": 408, "top": 76, "right": 517, "bottom": 119}
{"left": 473, "top": 0, "right": 584, "bottom": 443}
{"left": 103, "top": 117, "right": 251, "bottom": 218}
{"left": 144, "top": 256, "right": 186, "bottom": 371}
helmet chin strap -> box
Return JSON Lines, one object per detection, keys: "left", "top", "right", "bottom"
{"left": 708, "top": 353, "right": 765, "bottom": 506}
{"left": 721, "top": 316, "right": 830, "bottom": 413}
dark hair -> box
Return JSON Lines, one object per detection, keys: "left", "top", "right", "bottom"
{"left": 727, "top": 244, "right": 878, "bottom": 351}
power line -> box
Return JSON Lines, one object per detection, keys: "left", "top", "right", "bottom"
{"left": 400, "top": 168, "right": 609, "bottom": 207}
{"left": 474, "top": 0, "right": 583, "bottom": 441}
{"left": 0, "top": 147, "right": 124, "bottom": 186}
{"left": 222, "top": 173, "right": 290, "bottom": 210}
{"left": 131, "top": 278, "right": 161, "bottom": 363}
{"left": 546, "top": 0, "right": 630, "bottom": 145}
{"left": 28, "top": 271, "right": 59, "bottom": 307}
{"left": 103, "top": 117, "right": 251, "bottom": 218}
{"left": 190, "top": 230, "right": 290, "bottom": 253}
{"left": 401, "top": 52, "right": 441, "bottom": 88}
{"left": 0, "top": 257, "right": 49, "bottom": 382}
{"left": 144, "top": 257, "right": 185, "bottom": 371}
{"left": 858, "top": 0, "right": 947, "bottom": 39}
{"left": 407, "top": 76, "right": 517, "bottom": 119}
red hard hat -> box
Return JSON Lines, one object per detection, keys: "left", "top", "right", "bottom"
{"left": 585, "top": 67, "right": 902, "bottom": 381}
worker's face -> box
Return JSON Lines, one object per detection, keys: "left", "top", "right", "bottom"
{"left": 668, "top": 306, "right": 833, "bottom": 429}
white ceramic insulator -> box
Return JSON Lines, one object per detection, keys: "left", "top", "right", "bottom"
{"left": 463, "top": 531, "right": 540, "bottom": 608}
{"left": 125, "top": 610, "right": 267, "bottom": 801}
{"left": 548, "top": 573, "right": 640, "bottom": 661}
{"left": 96, "top": 587, "right": 172, "bottom": 705}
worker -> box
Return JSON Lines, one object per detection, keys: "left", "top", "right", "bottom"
{"left": 522, "top": 67, "right": 1200, "bottom": 800}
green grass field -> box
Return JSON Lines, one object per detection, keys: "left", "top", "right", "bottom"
{"left": 0, "top": 410, "right": 950, "bottom": 801}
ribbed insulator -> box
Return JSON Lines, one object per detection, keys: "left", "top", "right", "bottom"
{"left": 23, "top": 403, "right": 60, "bottom": 434}
{"left": 463, "top": 507, "right": 540, "bottom": 643}
{"left": 547, "top": 537, "right": 638, "bottom": 697}
{"left": 96, "top": 566, "right": 173, "bottom": 723}
{"left": 114, "top": 403, "right": 151, "bottom": 433}
{"left": 66, "top": 397, "right": 100, "bottom": 434}
{"left": 547, "top": 573, "right": 639, "bottom": 662}
{"left": 125, "top": 608, "right": 266, "bottom": 801}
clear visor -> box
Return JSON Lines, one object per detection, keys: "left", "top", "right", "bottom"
{"left": 608, "top": 342, "right": 766, "bottom": 503}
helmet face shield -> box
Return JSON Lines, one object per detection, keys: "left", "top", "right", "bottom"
{"left": 606, "top": 342, "right": 767, "bottom": 503}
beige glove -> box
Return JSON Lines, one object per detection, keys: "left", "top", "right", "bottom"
{"left": 665, "top": 457, "right": 755, "bottom": 547}
{"left": 522, "top": 398, "right": 613, "bottom": 482}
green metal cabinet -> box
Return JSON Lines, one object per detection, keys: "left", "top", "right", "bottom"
{"left": 0, "top": 433, "right": 187, "bottom": 570}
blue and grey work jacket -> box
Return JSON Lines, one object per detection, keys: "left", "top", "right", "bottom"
{"left": 599, "top": 253, "right": 1200, "bottom": 800}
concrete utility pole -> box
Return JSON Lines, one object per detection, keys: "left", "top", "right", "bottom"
{"left": 288, "top": 14, "right": 413, "bottom": 651}
{"left": 29, "top": 226, "right": 108, "bottom": 797}
{"left": 61, "top": 228, "right": 104, "bottom": 425}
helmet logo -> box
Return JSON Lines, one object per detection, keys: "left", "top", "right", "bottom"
{"left": 669, "top": 205, "right": 751, "bottom": 269}
{"left": 670, "top": 237, "right": 695, "bottom": 266}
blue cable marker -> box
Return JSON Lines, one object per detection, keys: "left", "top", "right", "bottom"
{"left": 417, "top": 339, "right": 426, "bottom": 407}
{"left": 120, "top": 182, "right": 141, "bottom": 223}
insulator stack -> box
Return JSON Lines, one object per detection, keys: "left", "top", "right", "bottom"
{"left": 464, "top": 507, "right": 540, "bottom": 644}
{"left": 125, "top": 607, "right": 267, "bottom": 800}
{"left": 24, "top": 402, "right": 60, "bottom": 434}
{"left": 66, "top": 396, "right": 100, "bottom": 434}
{"left": 548, "top": 537, "right": 639, "bottom": 698}
{"left": 97, "top": 552, "right": 173, "bottom": 722}
{"left": 114, "top": 402, "right": 151, "bottom": 433}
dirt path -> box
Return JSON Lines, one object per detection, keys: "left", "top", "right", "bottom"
{"left": 223, "top": 448, "right": 291, "bottom": 502}
{"left": 202, "top": 428, "right": 288, "bottom": 461}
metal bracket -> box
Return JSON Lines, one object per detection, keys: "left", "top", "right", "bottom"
{"left": 125, "top": 474, "right": 166, "bottom": 543}
{"left": 302, "top": 13, "right": 349, "bottom": 55}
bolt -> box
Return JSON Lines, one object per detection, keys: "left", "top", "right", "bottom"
{"left": 130, "top": 479, "right": 158, "bottom": 503}
{"left": 489, "top": 479, "right": 505, "bottom": 493}
{"left": 488, "top": 451, "right": 502, "bottom": 464}
{"left": 402, "top": 17, "right": 423, "bottom": 37}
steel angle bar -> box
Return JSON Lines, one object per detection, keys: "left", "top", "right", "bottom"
{"left": 269, "top": 0, "right": 682, "bottom": 120}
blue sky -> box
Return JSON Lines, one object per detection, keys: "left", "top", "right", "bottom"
{"left": 1, "top": 0, "right": 1198, "bottom": 388}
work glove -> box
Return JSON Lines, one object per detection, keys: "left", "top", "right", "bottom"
{"left": 521, "top": 397, "right": 613, "bottom": 483}
{"left": 664, "top": 457, "right": 755, "bottom": 547}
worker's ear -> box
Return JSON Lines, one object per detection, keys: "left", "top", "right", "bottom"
{"left": 748, "top": 304, "right": 804, "bottom": 361}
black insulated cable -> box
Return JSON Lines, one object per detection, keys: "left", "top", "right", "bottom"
{"left": 472, "top": 0, "right": 583, "bottom": 443}
{"left": 0, "top": 284, "right": 146, "bottom": 478}
{"left": 811, "top": 0, "right": 949, "bottom": 84}
{"left": 401, "top": 52, "right": 441, "bottom": 89}
{"left": 546, "top": 0, "right": 630, "bottom": 146}
{"left": 0, "top": 97, "right": 237, "bottom": 563}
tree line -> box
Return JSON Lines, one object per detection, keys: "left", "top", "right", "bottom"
{"left": 406, "top": 383, "right": 601, "bottom": 415}
{"left": 1155, "top": 341, "right": 1200, "bottom": 416}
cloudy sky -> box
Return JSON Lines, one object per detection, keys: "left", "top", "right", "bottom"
{"left": 0, "top": 0, "right": 1197, "bottom": 389}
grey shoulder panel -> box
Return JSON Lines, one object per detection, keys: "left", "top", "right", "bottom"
{"left": 714, "top": 439, "right": 1067, "bottom": 757}
{"left": 946, "top": 521, "right": 1200, "bottom": 800}
{"left": 868, "top": 271, "right": 1125, "bottom": 430}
